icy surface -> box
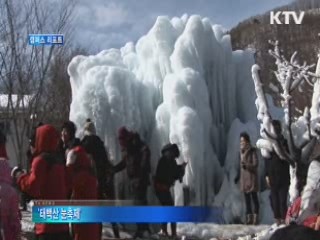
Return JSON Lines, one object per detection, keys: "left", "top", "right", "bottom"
{"left": 68, "top": 15, "right": 261, "bottom": 221}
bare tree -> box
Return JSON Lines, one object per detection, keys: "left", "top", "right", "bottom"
{"left": 252, "top": 40, "right": 320, "bottom": 201}
{"left": 0, "top": 0, "right": 75, "bottom": 166}
{"left": 39, "top": 46, "right": 88, "bottom": 129}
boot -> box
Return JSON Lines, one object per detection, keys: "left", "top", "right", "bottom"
{"left": 246, "top": 214, "right": 253, "bottom": 225}
{"left": 275, "top": 218, "right": 282, "bottom": 226}
{"left": 112, "top": 223, "right": 120, "bottom": 238}
{"left": 158, "top": 223, "right": 168, "bottom": 236}
{"left": 252, "top": 214, "right": 259, "bottom": 225}
{"left": 171, "top": 223, "right": 177, "bottom": 237}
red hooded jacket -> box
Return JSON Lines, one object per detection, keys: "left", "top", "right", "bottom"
{"left": 17, "top": 125, "right": 69, "bottom": 235}
{"left": 66, "top": 145, "right": 100, "bottom": 240}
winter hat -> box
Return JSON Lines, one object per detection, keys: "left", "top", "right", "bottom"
{"left": 29, "top": 122, "right": 44, "bottom": 147}
{"left": 62, "top": 121, "right": 77, "bottom": 138}
{"left": 161, "top": 143, "right": 180, "bottom": 158}
{"left": 83, "top": 119, "right": 96, "bottom": 136}
{"left": 118, "top": 126, "right": 133, "bottom": 148}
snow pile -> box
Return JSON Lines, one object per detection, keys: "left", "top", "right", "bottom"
{"left": 177, "top": 223, "right": 271, "bottom": 240}
{"left": 68, "top": 14, "right": 260, "bottom": 221}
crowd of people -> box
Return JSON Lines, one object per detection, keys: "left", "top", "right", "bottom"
{"left": 1, "top": 117, "right": 320, "bottom": 239}
{"left": 0, "top": 119, "right": 187, "bottom": 240}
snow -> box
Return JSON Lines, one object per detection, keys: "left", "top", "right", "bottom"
{"left": 22, "top": 208, "right": 275, "bottom": 240}
{"left": 0, "top": 94, "right": 33, "bottom": 110}
{"left": 177, "top": 223, "right": 270, "bottom": 240}
{"left": 268, "top": 83, "right": 279, "bottom": 93}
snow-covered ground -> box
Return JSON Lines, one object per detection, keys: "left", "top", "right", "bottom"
{"left": 177, "top": 223, "right": 272, "bottom": 240}
{"left": 22, "top": 210, "right": 278, "bottom": 240}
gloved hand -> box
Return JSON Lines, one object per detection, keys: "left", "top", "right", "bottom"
{"left": 266, "top": 176, "right": 271, "bottom": 188}
{"left": 11, "top": 166, "right": 25, "bottom": 181}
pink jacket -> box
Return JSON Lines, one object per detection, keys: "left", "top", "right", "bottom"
{"left": 0, "top": 159, "right": 21, "bottom": 240}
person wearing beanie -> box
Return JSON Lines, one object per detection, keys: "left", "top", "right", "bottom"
{"left": 65, "top": 145, "right": 101, "bottom": 240}
{"left": 117, "top": 126, "right": 134, "bottom": 150}
{"left": 83, "top": 119, "right": 96, "bottom": 136}
{"left": 113, "top": 128, "right": 151, "bottom": 239}
{"left": 81, "top": 119, "right": 120, "bottom": 238}
{"left": 154, "top": 143, "right": 187, "bottom": 237}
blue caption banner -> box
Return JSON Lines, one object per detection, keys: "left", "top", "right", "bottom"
{"left": 32, "top": 206, "right": 224, "bottom": 223}
{"left": 28, "top": 34, "right": 64, "bottom": 46}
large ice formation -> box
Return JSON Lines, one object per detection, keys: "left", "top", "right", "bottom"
{"left": 68, "top": 15, "right": 265, "bottom": 222}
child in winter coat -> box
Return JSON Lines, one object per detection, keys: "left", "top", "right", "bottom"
{"left": 0, "top": 140, "right": 21, "bottom": 240}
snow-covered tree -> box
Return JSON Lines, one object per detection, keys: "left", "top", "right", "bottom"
{"left": 252, "top": 40, "right": 320, "bottom": 202}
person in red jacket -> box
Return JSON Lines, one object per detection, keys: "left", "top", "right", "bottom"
{"left": 62, "top": 121, "right": 101, "bottom": 240}
{"left": 12, "top": 124, "right": 71, "bottom": 240}
{"left": 0, "top": 130, "right": 21, "bottom": 240}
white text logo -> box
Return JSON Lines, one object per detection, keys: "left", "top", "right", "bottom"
{"left": 270, "top": 11, "right": 305, "bottom": 25}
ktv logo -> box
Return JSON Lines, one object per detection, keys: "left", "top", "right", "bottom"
{"left": 270, "top": 11, "right": 305, "bottom": 25}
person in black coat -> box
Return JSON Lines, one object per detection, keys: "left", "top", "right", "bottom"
{"left": 154, "top": 143, "right": 187, "bottom": 237}
{"left": 265, "top": 120, "right": 290, "bottom": 225}
{"left": 81, "top": 119, "right": 120, "bottom": 238}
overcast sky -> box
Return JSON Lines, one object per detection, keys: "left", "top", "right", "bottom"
{"left": 72, "top": 0, "right": 294, "bottom": 52}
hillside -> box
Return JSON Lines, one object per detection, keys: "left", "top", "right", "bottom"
{"left": 230, "top": 0, "right": 320, "bottom": 114}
